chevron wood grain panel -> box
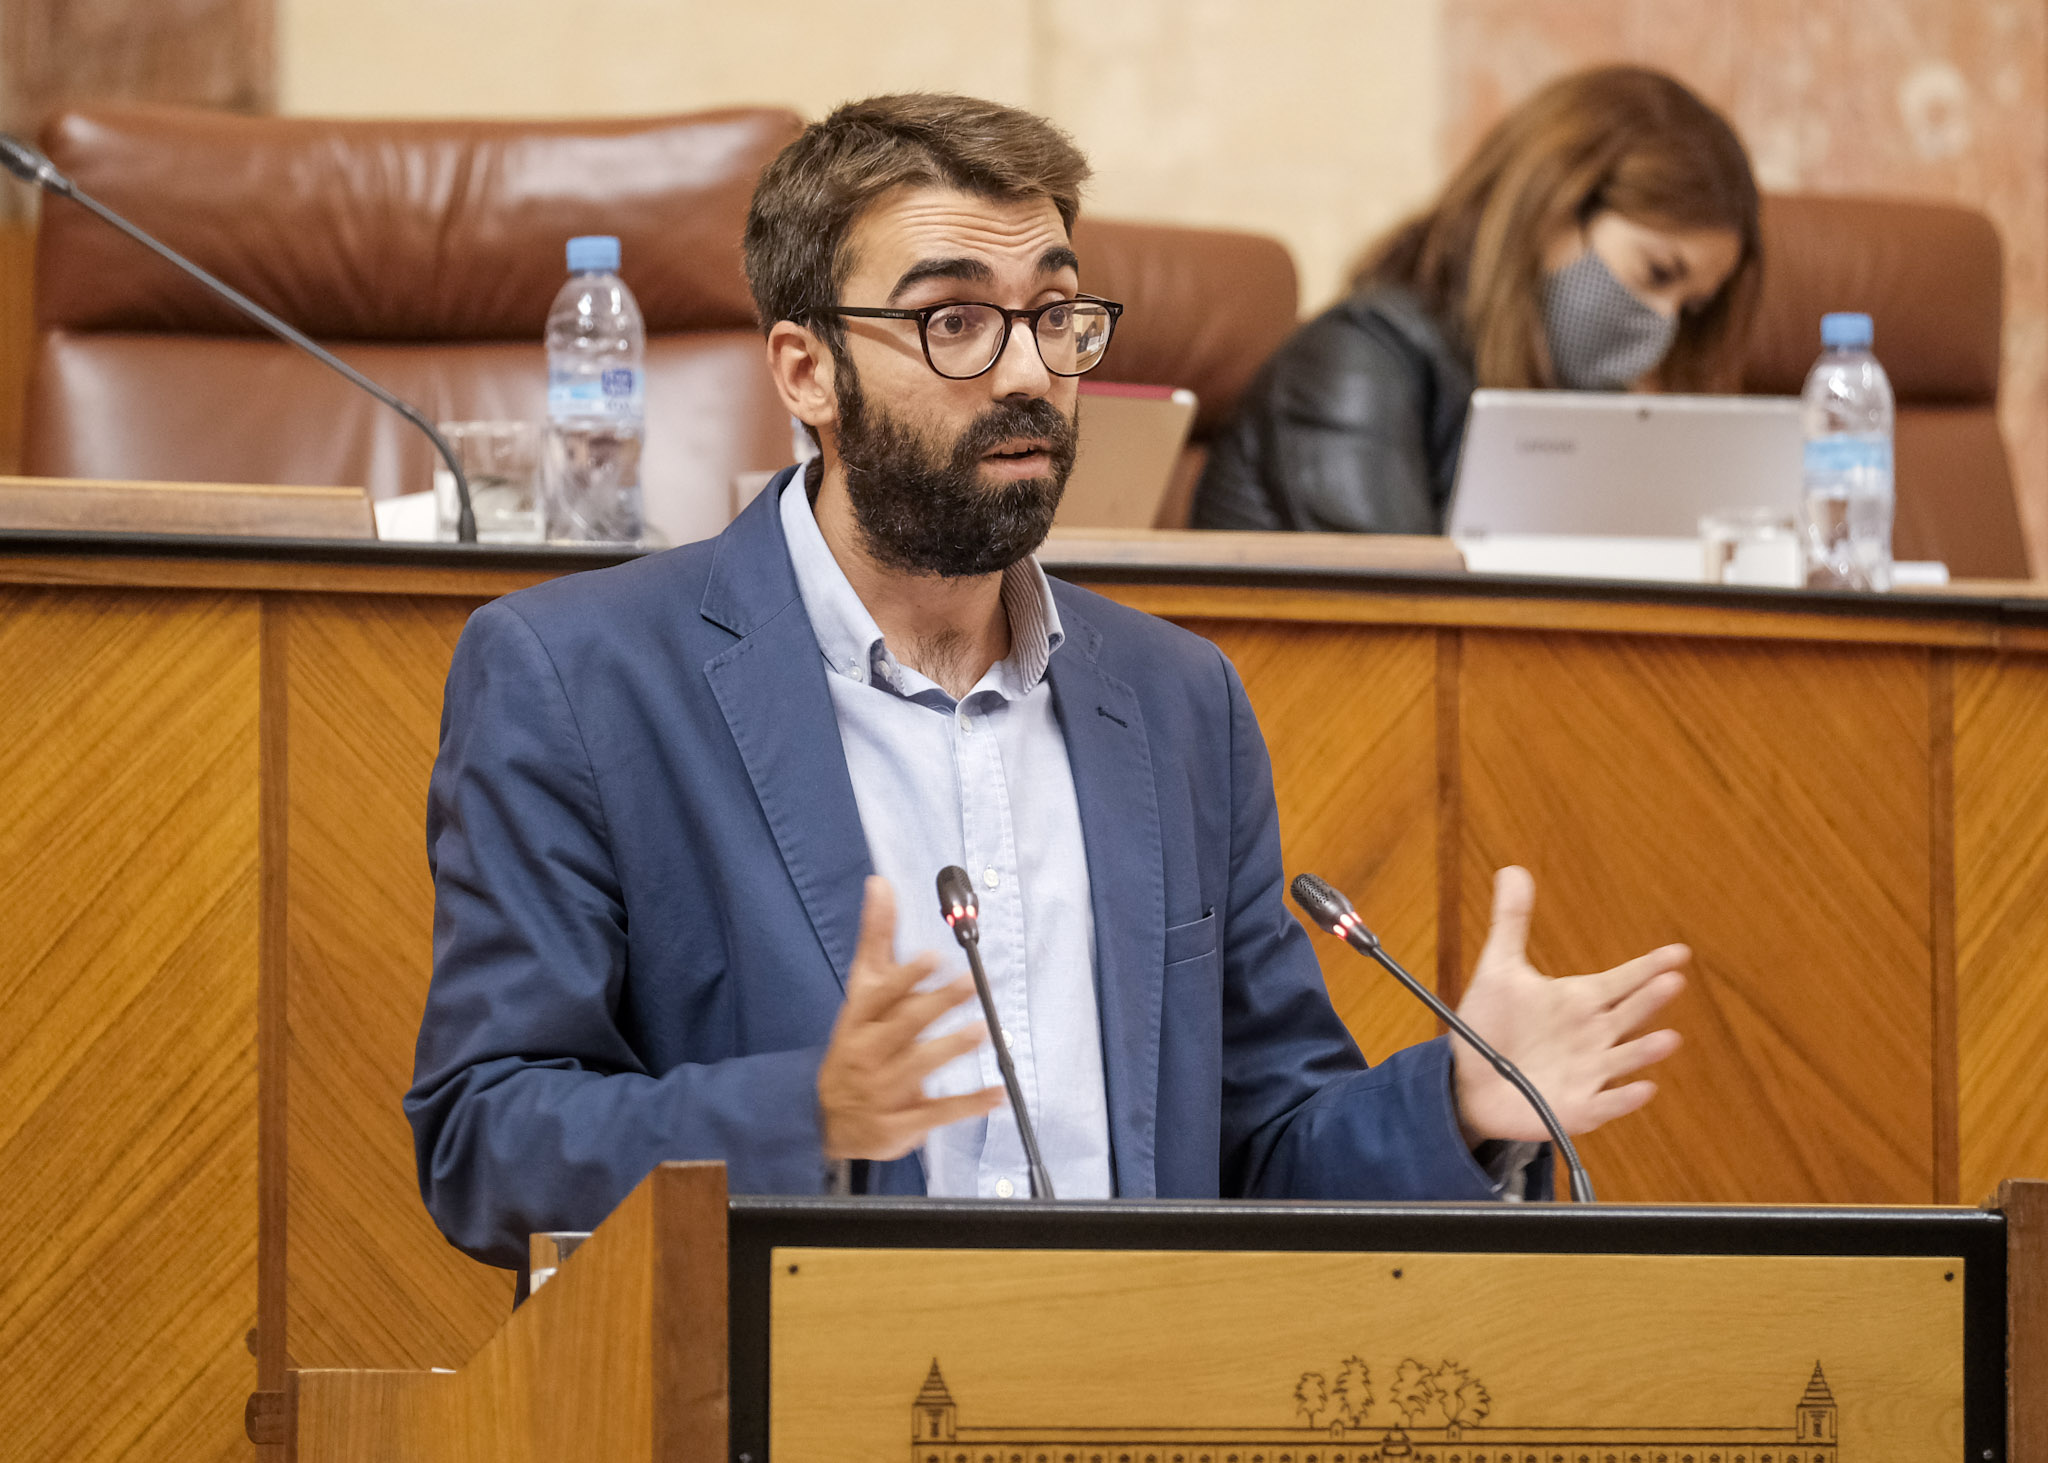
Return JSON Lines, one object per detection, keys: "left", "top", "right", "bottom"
{"left": 1954, "top": 652, "right": 2048, "bottom": 1199}
{"left": 1456, "top": 631, "right": 1935, "bottom": 1204}
{"left": 0, "top": 585, "right": 259, "bottom": 1463}
{"left": 281, "top": 595, "right": 514, "bottom": 1371}
{"left": 1181, "top": 619, "right": 1441, "bottom": 1063}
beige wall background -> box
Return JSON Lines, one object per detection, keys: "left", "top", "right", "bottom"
{"left": 235, "top": 0, "right": 2048, "bottom": 571}
{"left": 275, "top": 0, "right": 1443, "bottom": 314}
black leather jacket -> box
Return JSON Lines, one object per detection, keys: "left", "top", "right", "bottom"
{"left": 1193, "top": 285, "right": 1475, "bottom": 533}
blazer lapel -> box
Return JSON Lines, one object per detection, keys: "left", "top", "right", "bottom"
{"left": 701, "top": 474, "right": 871, "bottom": 988}
{"left": 1047, "top": 606, "right": 1165, "bottom": 1198}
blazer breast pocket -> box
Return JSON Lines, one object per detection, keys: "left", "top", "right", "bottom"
{"left": 1163, "top": 908, "right": 1218, "bottom": 968}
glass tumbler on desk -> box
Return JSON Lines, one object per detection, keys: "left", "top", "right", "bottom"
{"left": 528, "top": 1230, "right": 590, "bottom": 1294}
{"left": 434, "top": 420, "right": 544, "bottom": 543}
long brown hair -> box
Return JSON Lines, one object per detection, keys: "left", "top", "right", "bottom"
{"left": 1355, "top": 66, "right": 1761, "bottom": 391}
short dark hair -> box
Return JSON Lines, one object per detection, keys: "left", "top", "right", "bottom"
{"left": 744, "top": 93, "right": 1091, "bottom": 341}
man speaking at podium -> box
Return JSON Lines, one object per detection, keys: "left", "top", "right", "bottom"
{"left": 408, "top": 93, "right": 1687, "bottom": 1270}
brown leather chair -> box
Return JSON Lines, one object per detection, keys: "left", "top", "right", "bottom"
{"left": 1074, "top": 218, "right": 1299, "bottom": 526}
{"left": 24, "top": 104, "right": 804, "bottom": 547}
{"left": 21, "top": 104, "right": 1298, "bottom": 544}
{"left": 1749, "top": 193, "right": 2026, "bottom": 578}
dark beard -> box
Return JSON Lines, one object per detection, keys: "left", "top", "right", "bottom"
{"left": 832, "top": 364, "right": 1078, "bottom": 579}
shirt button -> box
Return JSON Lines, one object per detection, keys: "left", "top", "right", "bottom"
{"left": 960, "top": 715, "right": 974, "bottom": 734}
{"left": 995, "top": 1178, "right": 1016, "bottom": 1199}
{"left": 983, "top": 866, "right": 999, "bottom": 890}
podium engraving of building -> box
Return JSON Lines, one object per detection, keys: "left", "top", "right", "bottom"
{"left": 911, "top": 1359, "right": 1840, "bottom": 1463}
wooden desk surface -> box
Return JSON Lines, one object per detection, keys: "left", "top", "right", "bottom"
{"left": 4, "top": 523, "right": 2047, "bottom": 640}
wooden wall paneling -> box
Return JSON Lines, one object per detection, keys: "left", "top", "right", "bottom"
{"left": 280, "top": 592, "right": 514, "bottom": 1373}
{"left": 1457, "top": 630, "right": 1936, "bottom": 1204}
{"left": 1929, "top": 651, "right": 1959, "bottom": 1204}
{"left": 1435, "top": 627, "right": 1464, "bottom": 1005}
{"left": 1954, "top": 652, "right": 2048, "bottom": 1197}
{"left": 1178, "top": 618, "right": 1441, "bottom": 1063}
{"left": 0, "top": 585, "right": 261, "bottom": 1462}
{"left": 255, "top": 596, "right": 291, "bottom": 1459}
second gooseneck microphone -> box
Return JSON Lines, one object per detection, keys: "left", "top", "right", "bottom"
{"left": 1290, "top": 872, "right": 1596, "bottom": 1203}
{"left": 936, "top": 866, "right": 1055, "bottom": 1200}
{"left": 0, "top": 132, "right": 479, "bottom": 543}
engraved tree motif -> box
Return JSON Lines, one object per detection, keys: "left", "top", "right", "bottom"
{"left": 1331, "top": 1355, "right": 1374, "bottom": 1427}
{"left": 1429, "top": 1362, "right": 1492, "bottom": 1428}
{"left": 1293, "top": 1370, "right": 1329, "bottom": 1427}
{"left": 1390, "top": 1358, "right": 1439, "bottom": 1426}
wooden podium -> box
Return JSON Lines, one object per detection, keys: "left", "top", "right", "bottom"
{"left": 288, "top": 1165, "right": 2045, "bottom": 1463}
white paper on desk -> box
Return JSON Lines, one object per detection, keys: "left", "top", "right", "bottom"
{"left": 1459, "top": 533, "right": 1953, "bottom": 589}
{"left": 1891, "top": 561, "right": 1950, "bottom": 586}
{"left": 1456, "top": 534, "right": 1704, "bottom": 583}
{"left": 373, "top": 490, "right": 439, "bottom": 542}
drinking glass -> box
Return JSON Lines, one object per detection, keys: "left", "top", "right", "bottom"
{"left": 435, "top": 420, "right": 544, "bottom": 543}
{"left": 527, "top": 1230, "right": 590, "bottom": 1294}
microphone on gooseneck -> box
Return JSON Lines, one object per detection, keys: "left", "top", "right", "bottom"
{"left": 0, "top": 132, "right": 480, "bottom": 543}
{"left": 1289, "top": 872, "right": 1596, "bottom": 1203}
{"left": 936, "top": 866, "right": 1055, "bottom": 1201}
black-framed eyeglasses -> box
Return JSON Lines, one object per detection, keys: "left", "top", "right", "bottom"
{"left": 820, "top": 295, "right": 1124, "bottom": 380}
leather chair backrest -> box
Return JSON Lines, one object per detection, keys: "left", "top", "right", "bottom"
{"left": 25, "top": 104, "right": 804, "bottom": 547}
{"left": 1748, "top": 193, "right": 2025, "bottom": 578}
{"left": 23, "top": 105, "right": 1302, "bottom": 547}
{"left": 1073, "top": 217, "right": 1299, "bottom": 442}
{"left": 1074, "top": 217, "right": 1298, "bottom": 529}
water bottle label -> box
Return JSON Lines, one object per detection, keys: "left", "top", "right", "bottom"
{"left": 548, "top": 366, "right": 644, "bottom": 419}
{"left": 1803, "top": 436, "right": 1892, "bottom": 476}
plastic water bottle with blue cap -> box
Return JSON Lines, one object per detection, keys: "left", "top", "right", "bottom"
{"left": 1800, "top": 311, "right": 1895, "bottom": 590}
{"left": 544, "top": 234, "right": 645, "bottom": 543}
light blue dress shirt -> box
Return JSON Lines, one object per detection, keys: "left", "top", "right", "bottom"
{"left": 780, "top": 478, "right": 1114, "bottom": 1199}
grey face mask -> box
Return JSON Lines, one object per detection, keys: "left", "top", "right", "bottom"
{"left": 1539, "top": 249, "right": 1679, "bottom": 390}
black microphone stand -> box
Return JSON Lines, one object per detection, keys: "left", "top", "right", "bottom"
{"left": 937, "top": 867, "right": 1055, "bottom": 1200}
{"left": 1291, "top": 872, "right": 1596, "bottom": 1202}
{"left": 0, "top": 133, "right": 478, "bottom": 543}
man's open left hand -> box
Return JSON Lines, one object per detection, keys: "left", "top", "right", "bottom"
{"left": 1451, "top": 865, "right": 1688, "bottom": 1145}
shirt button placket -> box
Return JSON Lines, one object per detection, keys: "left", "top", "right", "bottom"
{"left": 986, "top": 703, "right": 1032, "bottom": 1200}
{"left": 955, "top": 706, "right": 1000, "bottom": 1104}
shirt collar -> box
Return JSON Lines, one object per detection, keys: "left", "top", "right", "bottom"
{"left": 779, "top": 474, "right": 1065, "bottom": 702}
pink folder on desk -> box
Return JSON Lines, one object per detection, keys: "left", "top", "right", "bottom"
{"left": 1054, "top": 381, "right": 1199, "bottom": 530}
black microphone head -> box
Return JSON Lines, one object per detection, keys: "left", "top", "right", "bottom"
{"left": 1294, "top": 864, "right": 1376, "bottom": 946}
{"left": 0, "top": 134, "right": 67, "bottom": 193}
{"left": 1290, "top": 872, "right": 1378, "bottom": 949}
{"left": 1289, "top": 872, "right": 1353, "bottom": 928}
{"left": 936, "top": 865, "right": 980, "bottom": 943}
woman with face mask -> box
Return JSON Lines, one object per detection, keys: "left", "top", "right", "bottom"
{"left": 1193, "top": 66, "right": 1762, "bottom": 535}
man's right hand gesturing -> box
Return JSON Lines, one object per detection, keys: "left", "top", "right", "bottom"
{"left": 817, "top": 876, "right": 1005, "bottom": 1160}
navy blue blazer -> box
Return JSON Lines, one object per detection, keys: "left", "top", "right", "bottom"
{"left": 409, "top": 467, "right": 1507, "bottom": 1268}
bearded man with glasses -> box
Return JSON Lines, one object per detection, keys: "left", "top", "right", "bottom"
{"left": 408, "top": 93, "right": 1687, "bottom": 1273}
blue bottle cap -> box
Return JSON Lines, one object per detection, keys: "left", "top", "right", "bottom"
{"left": 1820, "top": 311, "right": 1873, "bottom": 349}
{"left": 566, "top": 235, "right": 621, "bottom": 273}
